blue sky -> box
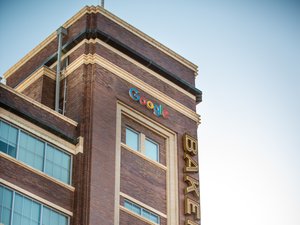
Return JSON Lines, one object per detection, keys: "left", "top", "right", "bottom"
{"left": 1, "top": 1, "right": 299, "bottom": 225}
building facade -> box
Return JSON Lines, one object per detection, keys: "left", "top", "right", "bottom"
{"left": 0, "top": 6, "right": 202, "bottom": 225}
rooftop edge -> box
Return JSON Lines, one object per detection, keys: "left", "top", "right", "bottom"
{"left": 3, "top": 5, "right": 198, "bottom": 79}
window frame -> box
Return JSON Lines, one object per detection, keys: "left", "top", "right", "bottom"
{"left": 124, "top": 199, "right": 160, "bottom": 224}
{"left": 125, "top": 126, "right": 160, "bottom": 163}
{"left": 125, "top": 127, "right": 140, "bottom": 151}
{"left": 144, "top": 137, "right": 160, "bottom": 162}
{"left": 0, "top": 119, "right": 18, "bottom": 158}
{"left": 116, "top": 102, "right": 179, "bottom": 225}
{"left": 0, "top": 185, "right": 70, "bottom": 225}
{"left": 0, "top": 119, "right": 73, "bottom": 185}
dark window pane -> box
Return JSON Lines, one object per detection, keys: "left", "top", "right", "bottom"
{"left": 0, "top": 121, "right": 18, "bottom": 157}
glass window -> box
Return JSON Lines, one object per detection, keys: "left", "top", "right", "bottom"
{"left": 0, "top": 185, "right": 69, "bottom": 225}
{"left": 124, "top": 200, "right": 131, "bottom": 209}
{"left": 13, "top": 193, "right": 41, "bottom": 225}
{"left": 45, "top": 145, "right": 71, "bottom": 184}
{"left": 19, "top": 131, "right": 45, "bottom": 171}
{"left": 42, "top": 206, "right": 68, "bottom": 225}
{"left": 0, "top": 120, "right": 18, "bottom": 157}
{"left": 142, "top": 209, "right": 151, "bottom": 220}
{"left": 124, "top": 200, "right": 141, "bottom": 215}
{"left": 0, "top": 119, "right": 72, "bottom": 185}
{"left": 149, "top": 212, "right": 160, "bottom": 224}
{"left": 145, "top": 139, "right": 159, "bottom": 162}
{"left": 124, "top": 127, "right": 160, "bottom": 163}
{"left": 126, "top": 128, "right": 139, "bottom": 151}
{"left": 0, "top": 186, "right": 13, "bottom": 225}
{"left": 142, "top": 208, "right": 160, "bottom": 223}
{"left": 124, "top": 200, "right": 160, "bottom": 224}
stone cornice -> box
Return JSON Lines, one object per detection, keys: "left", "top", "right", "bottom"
{"left": 15, "top": 66, "right": 56, "bottom": 92}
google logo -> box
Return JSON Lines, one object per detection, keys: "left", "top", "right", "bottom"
{"left": 129, "top": 87, "right": 170, "bottom": 119}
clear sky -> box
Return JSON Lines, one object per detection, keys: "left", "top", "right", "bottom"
{"left": 0, "top": 1, "right": 299, "bottom": 225}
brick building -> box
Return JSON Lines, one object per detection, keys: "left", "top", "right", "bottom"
{"left": 0, "top": 6, "right": 202, "bottom": 225}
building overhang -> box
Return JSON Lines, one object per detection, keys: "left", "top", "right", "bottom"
{"left": 0, "top": 84, "right": 79, "bottom": 145}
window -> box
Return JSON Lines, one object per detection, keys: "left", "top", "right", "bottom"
{"left": 42, "top": 206, "right": 68, "bottom": 225}
{"left": 124, "top": 200, "right": 160, "bottom": 224}
{"left": 0, "top": 119, "right": 72, "bottom": 185}
{"left": 145, "top": 139, "right": 159, "bottom": 162}
{"left": 0, "top": 120, "right": 18, "bottom": 158}
{"left": 13, "top": 193, "right": 41, "bottom": 225}
{"left": 45, "top": 145, "right": 71, "bottom": 184}
{"left": 125, "top": 128, "right": 139, "bottom": 151}
{"left": 125, "top": 127, "right": 159, "bottom": 162}
{"left": 0, "top": 185, "right": 69, "bottom": 225}
{"left": 0, "top": 186, "right": 13, "bottom": 225}
{"left": 19, "top": 131, "right": 45, "bottom": 171}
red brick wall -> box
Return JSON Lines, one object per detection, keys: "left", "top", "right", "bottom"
{"left": 0, "top": 156, "right": 73, "bottom": 211}
{"left": 120, "top": 148, "right": 167, "bottom": 213}
{"left": 21, "top": 77, "right": 43, "bottom": 102}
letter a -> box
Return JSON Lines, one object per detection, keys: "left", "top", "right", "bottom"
{"left": 184, "top": 153, "right": 198, "bottom": 173}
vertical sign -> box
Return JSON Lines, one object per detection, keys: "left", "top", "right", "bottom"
{"left": 183, "top": 134, "right": 200, "bottom": 225}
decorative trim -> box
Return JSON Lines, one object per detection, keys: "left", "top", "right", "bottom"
{"left": 120, "top": 192, "right": 167, "bottom": 218}
{"left": 3, "top": 6, "right": 197, "bottom": 79}
{"left": 0, "top": 108, "right": 81, "bottom": 155}
{"left": 50, "top": 38, "right": 87, "bottom": 70}
{"left": 0, "top": 152, "right": 75, "bottom": 191}
{"left": 121, "top": 143, "right": 167, "bottom": 171}
{"left": 15, "top": 66, "right": 56, "bottom": 92}
{"left": 120, "top": 206, "right": 160, "bottom": 225}
{"left": 76, "top": 136, "right": 84, "bottom": 154}
{"left": 49, "top": 39, "right": 196, "bottom": 100}
{"left": 63, "top": 54, "right": 200, "bottom": 124}
{"left": 95, "top": 7, "right": 198, "bottom": 72}
{"left": 114, "top": 101, "right": 179, "bottom": 225}
{"left": 114, "top": 102, "right": 122, "bottom": 225}
{"left": 0, "top": 178, "right": 73, "bottom": 216}
{"left": 0, "top": 84, "right": 78, "bottom": 126}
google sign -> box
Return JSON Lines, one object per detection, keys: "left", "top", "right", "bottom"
{"left": 129, "top": 87, "right": 169, "bottom": 119}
